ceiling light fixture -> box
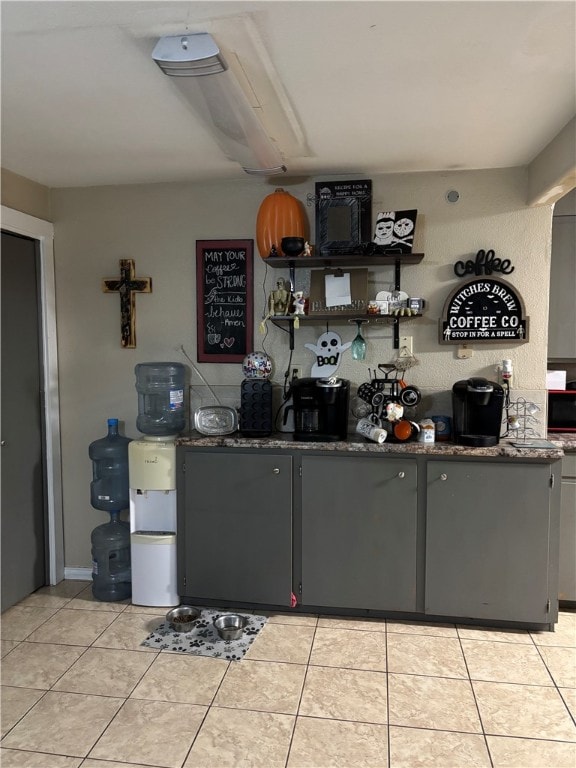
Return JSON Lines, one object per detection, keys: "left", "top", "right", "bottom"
{"left": 152, "top": 33, "right": 287, "bottom": 177}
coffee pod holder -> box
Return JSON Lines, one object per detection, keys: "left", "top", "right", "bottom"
{"left": 505, "top": 397, "right": 541, "bottom": 441}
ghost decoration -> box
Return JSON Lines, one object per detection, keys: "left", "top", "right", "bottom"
{"left": 304, "top": 330, "right": 352, "bottom": 378}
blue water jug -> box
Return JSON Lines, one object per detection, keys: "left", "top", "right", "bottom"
{"left": 135, "top": 362, "right": 186, "bottom": 436}
{"left": 91, "top": 511, "right": 131, "bottom": 601}
{"left": 89, "top": 419, "right": 131, "bottom": 512}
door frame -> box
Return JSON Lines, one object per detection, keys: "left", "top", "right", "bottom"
{"left": 1, "top": 205, "right": 64, "bottom": 584}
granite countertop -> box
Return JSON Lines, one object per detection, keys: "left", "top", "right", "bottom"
{"left": 177, "top": 431, "right": 565, "bottom": 460}
{"left": 547, "top": 433, "right": 576, "bottom": 452}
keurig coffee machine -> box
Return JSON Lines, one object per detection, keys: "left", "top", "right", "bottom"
{"left": 452, "top": 377, "right": 505, "bottom": 446}
{"left": 289, "top": 377, "right": 350, "bottom": 441}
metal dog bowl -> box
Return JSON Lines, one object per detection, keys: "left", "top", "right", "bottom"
{"left": 213, "top": 613, "right": 248, "bottom": 641}
{"left": 166, "top": 606, "right": 201, "bottom": 632}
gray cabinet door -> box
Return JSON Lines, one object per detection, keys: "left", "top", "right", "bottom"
{"left": 301, "top": 455, "right": 417, "bottom": 611}
{"left": 425, "top": 461, "right": 552, "bottom": 623}
{"left": 180, "top": 451, "right": 293, "bottom": 606}
{"left": 559, "top": 455, "right": 576, "bottom": 602}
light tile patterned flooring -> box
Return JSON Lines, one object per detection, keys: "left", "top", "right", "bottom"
{"left": 1, "top": 581, "right": 575, "bottom": 768}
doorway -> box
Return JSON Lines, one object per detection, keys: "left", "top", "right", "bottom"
{"left": 0, "top": 206, "right": 63, "bottom": 606}
{"left": 1, "top": 231, "right": 46, "bottom": 608}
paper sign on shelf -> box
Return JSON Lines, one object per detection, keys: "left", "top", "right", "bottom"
{"left": 308, "top": 267, "right": 368, "bottom": 315}
{"left": 325, "top": 272, "right": 351, "bottom": 307}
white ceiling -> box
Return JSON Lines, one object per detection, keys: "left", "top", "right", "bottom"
{"left": 1, "top": 0, "right": 575, "bottom": 189}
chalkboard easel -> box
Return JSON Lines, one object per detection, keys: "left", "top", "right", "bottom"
{"left": 196, "top": 239, "right": 254, "bottom": 363}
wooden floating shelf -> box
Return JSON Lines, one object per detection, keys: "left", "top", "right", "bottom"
{"left": 265, "top": 253, "right": 425, "bottom": 269}
{"left": 271, "top": 314, "right": 422, "bottom": 323}
{"left": 266, "top": 251, "right": 426, "bottom": 350}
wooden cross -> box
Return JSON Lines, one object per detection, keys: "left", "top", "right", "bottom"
{"left": 103, "top": 259, "right": 152, "bottom": 348}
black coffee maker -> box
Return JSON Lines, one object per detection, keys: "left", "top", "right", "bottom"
{"left": 452, "top": 378, "right": 505, "bottom": 447}
{"left": 289, "top": 377, "right": 350, "bottom": 441}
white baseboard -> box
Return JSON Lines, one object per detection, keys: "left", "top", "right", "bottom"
{"left": 64, "top": 567, "right": 92, "bottom": 581}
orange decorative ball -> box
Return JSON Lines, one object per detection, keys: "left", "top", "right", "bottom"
{"left": 256, "top": 188, "right": 308, "bottom": 259}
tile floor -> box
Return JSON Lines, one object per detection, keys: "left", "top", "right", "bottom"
{"left": 1, "top": 580, "right": 575, "bottom": 768}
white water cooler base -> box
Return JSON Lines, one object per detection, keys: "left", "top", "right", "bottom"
{"left": 131, "top": 533, "right": 178, "bottom": 607}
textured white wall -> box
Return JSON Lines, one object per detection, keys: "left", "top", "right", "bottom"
{"left": 292, "top": 168, "right": 552, "bottom": 393}
{"left": 51, "top": 167, "right": 553, "bottom": 567}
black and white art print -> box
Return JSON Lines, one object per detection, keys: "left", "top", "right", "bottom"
{"left": 372, "top": 210, "right": 418, "bottom": 254}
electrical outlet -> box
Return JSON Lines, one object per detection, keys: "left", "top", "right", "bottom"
{"left": 457, "top": 345, "right": 474, "bottom": 359}
{"left": 399, "top": 336, "right": 413, "bottom": 356}
{"left": 498, "top": 365, "right": 514, "bottom": 388}
{"left": 292, "top": 367, "right": 301, "bottom": 380}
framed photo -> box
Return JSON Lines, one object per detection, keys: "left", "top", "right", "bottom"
{"left": 196, "top": 239, "right": 253, "bottom": 363}
{"left": 315, "top": 179, "right": 372, "bottom": 256}
{"left": 372, "top": 209, "right": 418, "bottom": 254}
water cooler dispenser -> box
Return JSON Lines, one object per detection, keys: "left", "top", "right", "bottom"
{"left": 129, "top": 436, "right": 178, "bottom": 606}
{"left": 129, "top": 362, "right": 185, "bottom": 607}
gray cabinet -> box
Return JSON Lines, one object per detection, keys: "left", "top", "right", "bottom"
{"left": 425, "top": 460, "right": 554, "bottom": 623}
{"left": 301, "top": 454, "right": 417, "bottom": 611}
{"left": 177, "top": 445, "right": 560, "bottom": 627}
{"left": 178, "top": 450, "right": 293, "bottom": 606}
{"left": 559, "top": 454, "right": 576, "bottom": 602}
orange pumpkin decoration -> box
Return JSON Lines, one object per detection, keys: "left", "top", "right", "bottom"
{"left": 256, "top": 188, "right": 308, "bottom": 259}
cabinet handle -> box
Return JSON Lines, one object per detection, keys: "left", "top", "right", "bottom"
{"left": 273, "top": 468, "right": 280, "bottom": 474}
{"left": 398, "top": 471, "right": 405, "bottom": 479}
{"left": 440, "top": 473, "right": 448, "bottom": 481}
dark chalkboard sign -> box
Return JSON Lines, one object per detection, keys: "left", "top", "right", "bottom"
{"left": 196, "top": 239, "right": 253, "bottom": 363}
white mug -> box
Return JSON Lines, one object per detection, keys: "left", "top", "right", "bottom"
{"left": 356, "top": 418, "right": 387, "bottom": 444}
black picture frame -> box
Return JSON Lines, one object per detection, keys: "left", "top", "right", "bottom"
{"left": 315, "top": 180, "right": 372, "bottom": 256}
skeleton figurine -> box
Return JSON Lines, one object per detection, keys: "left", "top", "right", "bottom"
{"left": 268, "top": 278, "right": 292, "bottom": 317}
{"left": 260, "top": 278, "right": 293, "bottom": 333}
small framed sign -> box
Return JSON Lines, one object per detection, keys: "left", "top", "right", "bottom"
{"left": 315, "top": 179, "right": 372, "bottom": 256}
{"left": 439, "top": 276, "right": 529, "bottom": 344}
{"left": 196, "top": 239, "right": 253, "bottom": 363}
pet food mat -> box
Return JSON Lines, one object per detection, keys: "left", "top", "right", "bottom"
{"left": 141, "top": 607, "right": 267, "bottom": 661}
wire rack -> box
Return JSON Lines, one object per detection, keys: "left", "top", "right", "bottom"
{"left": 505, "top": 396, "right": 542, "bottom": 441}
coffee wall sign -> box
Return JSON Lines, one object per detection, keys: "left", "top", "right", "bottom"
{"left": 453, "top": 248, "right": 514, "bottom": 277}
{"left": 439, "top": 251, "right": 528, "bottom": 344}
